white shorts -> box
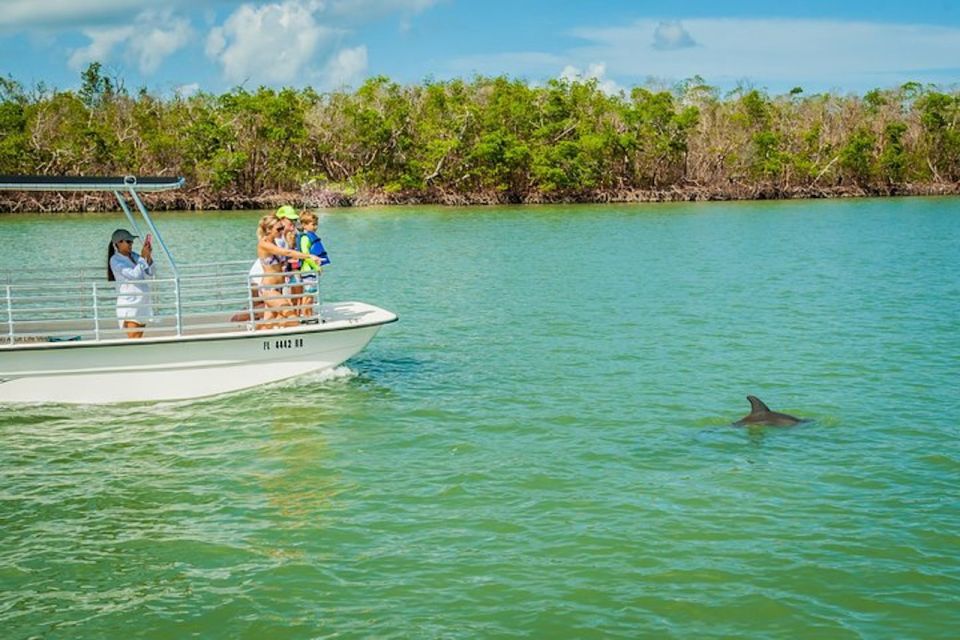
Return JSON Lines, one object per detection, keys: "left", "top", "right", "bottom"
{"left": 248, "top": 259, "right": 264, "bottom": 286}
{"left": 116, "top": 295, "right": 153, "bottom": 327}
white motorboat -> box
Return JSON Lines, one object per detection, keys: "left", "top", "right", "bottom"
{"left": 0, "top": 176, "right": 397, "bottom": 404}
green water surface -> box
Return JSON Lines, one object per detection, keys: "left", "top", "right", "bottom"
{"left": 1, "top": 198, "right": 958, "bottom": 638}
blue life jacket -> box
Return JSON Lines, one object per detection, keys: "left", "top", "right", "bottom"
{"left": 296, "top": 230, "right": 330, "bottom": 271}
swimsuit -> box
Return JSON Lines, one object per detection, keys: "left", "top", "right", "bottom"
{"left": 259, "top": 236, "right": 289, "bottom": 267}
{"left": 260, "top": 253, "right": 286, "bottom": 267}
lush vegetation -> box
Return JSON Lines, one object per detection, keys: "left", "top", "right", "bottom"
{"left": 3, "top": 64, "right": 960, "bottom": 210}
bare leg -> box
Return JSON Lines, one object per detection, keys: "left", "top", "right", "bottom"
{"left": 301, "top": 295, "right": 315, "bottom": 318}
{"left": 123, "top": 320, "right": 145, "bottom": 339}
{"left": 258, "top": 290, "right": 287, "bottom": 330}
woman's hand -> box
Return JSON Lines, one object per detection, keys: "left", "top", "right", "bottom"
{"left": 141, "top": 243, "right": 153, "bottom": 263}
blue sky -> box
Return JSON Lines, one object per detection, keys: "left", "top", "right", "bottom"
{"left": 2, "top": 0, "right": 959, "bottom": 96}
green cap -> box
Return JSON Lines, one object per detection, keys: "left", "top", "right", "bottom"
{"left": 276, "top": 205, "right": 299, "bottom": 220}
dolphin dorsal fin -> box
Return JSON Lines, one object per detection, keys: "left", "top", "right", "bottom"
{"left": 747, "top": 395, "right": 771, "bottom": 414}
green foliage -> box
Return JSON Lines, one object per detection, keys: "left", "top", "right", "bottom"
{"left": 839, "top": 128, "right": 876, "bottom": 185}
{"left": 624, "top": 88, "right": 698, "bottom": 186}
{"left": 916, "top": 92, "right": 960, "bottom": 180}
{"left": 79, "top": 63, "right": 115, "bottom": 109}
{"left": 739, "top": 90, "right": 771, "bottom": 129}
{"left": 2, "top": 65, "right": 959, "bottom": 201}
{"left": 878, "top": 122, "right": 908, "bottom": 184}
{"left": 0, "top": 77, "right": 30, "bottom": 173}
{"left": 864, "top": 89, "right": 887, "bottom": 113}
{"left": 752, "top": 131, "right": 784, "bottom": 179}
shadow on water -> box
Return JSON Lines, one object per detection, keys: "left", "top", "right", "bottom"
{"left": 352, "top": 352, "right": 430, "bottom": 377}
{"left": 348, "top": 349, "right": 453, "bottom": 390}
{"left": 0, "top": 410, "right": 72, "bottom": 428}
{"left": 694, "top": 419, "right": 823, "bottom": 448}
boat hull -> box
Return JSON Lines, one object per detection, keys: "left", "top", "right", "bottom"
{"left": 0, "top": 302, "right": 396, "bottom": 404}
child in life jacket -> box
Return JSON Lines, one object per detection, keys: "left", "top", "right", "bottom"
{"left": 296, "top": 211, "right": 330, "bottom": 319}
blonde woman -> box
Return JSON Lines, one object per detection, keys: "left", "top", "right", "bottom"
{"left": 256, "top": 215, "right": 312, "bottom": 329}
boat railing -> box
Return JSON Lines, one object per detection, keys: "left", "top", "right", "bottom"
{"left": 0, "top": 176, "right": 330, "bottom": 346}
{"left": 1, "top": 264, "right": 325, "bottom": 345}
{"left": 0, "top": 260, "right": 255, "bottom": 284}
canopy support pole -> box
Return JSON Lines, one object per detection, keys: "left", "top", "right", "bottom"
{"left": 128, "top": 187, "right": 183, "bottom": 336}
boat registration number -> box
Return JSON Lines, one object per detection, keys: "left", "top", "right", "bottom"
{"left": 263, "top": 338, "right": 304, "bottom": 351}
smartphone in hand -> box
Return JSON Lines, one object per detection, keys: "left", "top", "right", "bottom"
{"left": 143, "top": 233, "right": 153, "bottom": 249}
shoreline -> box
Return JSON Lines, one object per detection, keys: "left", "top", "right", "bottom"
{"left": 1, "top": 182, "right": 959, "bottom": 213}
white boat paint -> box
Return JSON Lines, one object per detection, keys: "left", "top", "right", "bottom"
{"left": 0, "top": 301, "right": 396, "bottom": 404}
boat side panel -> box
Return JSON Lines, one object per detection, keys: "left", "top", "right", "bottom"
{"left": 0, "top": 325, "right": 383, "bottom": 404}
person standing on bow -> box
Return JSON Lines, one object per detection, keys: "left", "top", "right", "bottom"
{"left": 275, "top": 204, "right": 300, "bottom": 248}
{"left": 295, "top": 211, "right": 330, "bottom": 319}
{"left": 245, "top": 205, "right": 303, "bottom": 322}
{"left": 107, "top": 228, "right": 154, "bottom": 339}
{"left": 275, "top": 205, "right": 303, "bottom": 313}
{"left": 256, "top": 215, "right": 313, "bottom": 329}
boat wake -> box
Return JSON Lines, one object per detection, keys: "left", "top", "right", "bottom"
{"left": 296, "top": 365, "right": 358, "bottom": 384}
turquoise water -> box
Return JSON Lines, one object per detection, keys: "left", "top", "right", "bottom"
{"left": 1, "top": 198, "right": 959, "bottom": 638}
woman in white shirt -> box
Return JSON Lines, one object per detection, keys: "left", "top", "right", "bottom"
{"left": 107, "top": 228, "right": 154, "bottom": 338}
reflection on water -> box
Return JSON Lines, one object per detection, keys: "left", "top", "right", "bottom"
{"left": 258, "top": 413, "right": 339, "bottom": 525}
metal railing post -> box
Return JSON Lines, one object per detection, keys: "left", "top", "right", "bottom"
{"left": 316, "top": 275, "right": 324, "bottom": 323}
{"left": 174, "top": 277, "right": 183, "bottom": 336}
{"left": 5, "top": 285, "right": 13, "bottom": 344}
{"left": 128, "top": 187, "right": 181, "bottom": 336}
{"left": 246, "top": 275, "right": 256, "bottom": 330}
{"left": 92, "top": 282, "right": 101, "bottom": 341}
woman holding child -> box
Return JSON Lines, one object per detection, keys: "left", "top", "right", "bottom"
{"left": 256, "top": 214, "right": 313, "bottom": 329}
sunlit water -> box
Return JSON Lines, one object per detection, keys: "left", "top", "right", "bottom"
{"left": 1, "top": 198, "right": 958, "bottom": 638}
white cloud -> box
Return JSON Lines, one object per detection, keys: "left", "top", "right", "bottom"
{"left": 205, "top": 28, "right": 226, "bottom": 58}
{"left": 569, "top": 19, "right": 960, "bottom": 89}
{"left": 6, "top": 0, "right": 446, "bottom": 88}
{"left": 652, "top": 20, "right": 695, "bottom": 50}
{"left": 206, "top": 1, "right": 336, "bottom": 84}
{"left": 68, "top": 26, "right": 132, "bottom": 71}
{"left": 329, "top": 0, "right": 440, "bottom": 20}
{"left": 452, "top": 18, "right": 960, "bottom": 93}
{"left": 175, "top": 82, "right": 201, "bottom": 97}
{"left": 129, "top": 11, "right": 192, "bottom": 74}
{"left": 1, "top": 0, "right": 143, "bottom": 28}
{"left": 559, "top": 62, "right": 621, "bottom": 95}
{"left": 68, "top": 9, "right": 193, "bottom": 75}
{"left": 321, "top": 45, "right": 368, "bottom": 88}
{"left": 0, "top": 0, "right": 218, "bottom": 29}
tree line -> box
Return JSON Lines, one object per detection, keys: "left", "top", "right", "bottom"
{"left": 2, "top": 63, "right": 960, "bottom": 211}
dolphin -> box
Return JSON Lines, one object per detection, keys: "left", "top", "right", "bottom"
{"left": 734, "top": 395, "right": 805, "bottom": 426}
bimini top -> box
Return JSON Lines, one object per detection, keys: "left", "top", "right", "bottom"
{"left": 0, "top": 175, "right": 184, "bottom": 192}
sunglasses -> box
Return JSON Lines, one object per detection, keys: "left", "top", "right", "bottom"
{"left": 274, "top": 225, "right": 285, "bottom": 232}
{"left": 117, "top": 239, "right": 132, "bottom": 245}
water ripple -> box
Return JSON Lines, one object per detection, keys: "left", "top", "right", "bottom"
{"left": 2, "top": 200, "right": 960, "bottom": 637}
